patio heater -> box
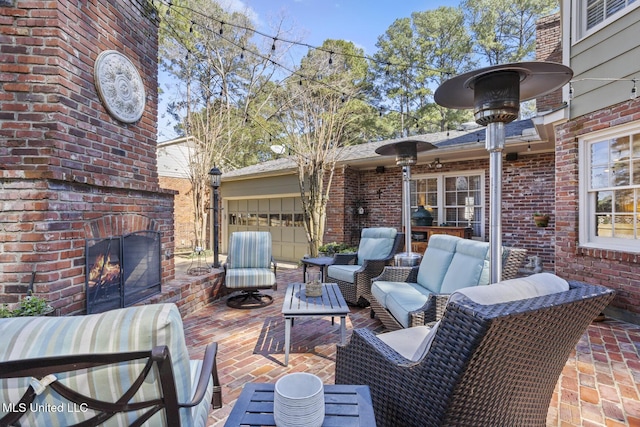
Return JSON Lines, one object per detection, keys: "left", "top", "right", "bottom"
{"left": 209, "top": 166, "right": 222, "bottom": 268}
{"left": 376, "top": 140, "right": 437, "bottom": 266}
{"left": 434, "top": 61, "right": 572, "bottom": 283}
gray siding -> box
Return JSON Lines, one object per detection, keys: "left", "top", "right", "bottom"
{"left": 570, "top": 6, "right": 640, "bottom": 118}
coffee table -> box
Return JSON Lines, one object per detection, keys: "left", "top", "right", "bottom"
{"left": 224, "top": 383, "right": 376, "bottom": 426}
{"left": 282, "top": 283, "right": 350, "bottom": 366}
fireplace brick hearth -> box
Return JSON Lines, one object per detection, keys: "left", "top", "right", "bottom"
{"left": 0, "top": 0, "right": 223, "bottom": 316}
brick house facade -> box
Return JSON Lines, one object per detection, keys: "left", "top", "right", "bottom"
{"left": 322, "top": 152, "right": 556, "bottom": 269}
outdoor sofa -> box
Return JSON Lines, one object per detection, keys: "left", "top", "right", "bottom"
{"left": 0, "top": 303, "right": 221, "bottom": 427}
{"left": 366, "top": 234, "right": 527, "bottom": 330}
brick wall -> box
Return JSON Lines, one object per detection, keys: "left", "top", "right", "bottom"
{"left": 1, "top": 0, "right": 160, "bottom": 190}
{"left": 324, "top": 166, "right": 347, "bottom": 244}
{"left": 555, "top": 98, "right": 640, "bottom": 322}
{"left": 0, "top": 0, "right": 176, "bottom": 315}
{"left": 159, "top": 176, "right": 195, "bottom": 250}
{"left": 536, "top": 13, "right": 564, "bottom": 111}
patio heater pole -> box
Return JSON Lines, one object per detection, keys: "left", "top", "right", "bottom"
{"left": 486, "top": 121, "right": 505, "bottom": 283}
{"left": 402, "top": 165, "right": 411, "bottom": 254}
{"left": 434, "top": 61, "right": 572, "bottom": 283}
{"left": 376, "top": 140, "right": 437, "bottom": 265}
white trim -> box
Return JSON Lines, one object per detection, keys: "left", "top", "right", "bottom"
{"left": 578, "top": 121, "right": 640, "bottom": 252}
{"left": 572, "top": 0, "right": 640, "bottom": 42}
{"left": 412, "top": 169, "right": 486, "bottom": 239}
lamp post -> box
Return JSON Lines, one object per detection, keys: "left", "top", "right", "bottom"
{"left": 376, "top": 140, "right": 437, "bottom": 265}
{"left": 434, "top": 61, "right": 572, "bottom": 283}
{"left": 208, "top": 167, "right": 222, "bottom": 268}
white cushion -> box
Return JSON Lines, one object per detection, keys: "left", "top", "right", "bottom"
{"left": 377, "top": 323, "right": 439, "bottom": 362}
{"left": 449, "top": 272, "right": 569, "bottom": 305}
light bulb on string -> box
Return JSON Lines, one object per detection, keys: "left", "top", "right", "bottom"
{"left": 631, "top": 79, "right": 637, "bottom": 99}
{"left": 569, "top": 83, "right": 574, "bottom": 100}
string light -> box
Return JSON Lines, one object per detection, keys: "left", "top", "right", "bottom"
{"left": 569, "top": 83, "right": 574, "bottom": 100}
{"left": 157, "top": 0, "right": 447, "bottom": 76}
{"left": 158, "top": 0, "right": 446, "bottom": 139}
{"left": 569, "top": 77, "right": 639, "bottom": 100}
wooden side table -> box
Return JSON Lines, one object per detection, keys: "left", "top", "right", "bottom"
{"left": 300, "top": 256, "right": 334, "bottom": 282}
{"left": 224, "top": 383, "right": 377, "bottom": 426}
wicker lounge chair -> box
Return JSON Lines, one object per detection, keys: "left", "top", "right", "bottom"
{"left": 336, "top": 274, "right": 614, "bottom": 427}
{"left": 325, "top": 228, "right": 404, "bottom": 306}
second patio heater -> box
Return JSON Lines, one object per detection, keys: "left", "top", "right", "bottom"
{"left": 434, "top": 61, "right": 572, "bottom": 283}
{"left": 376, "top": 140, "right": 437, "bottom": 266}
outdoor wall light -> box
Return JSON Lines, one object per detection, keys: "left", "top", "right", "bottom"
{"left": 208, "top": 166, "right": 222, "bottom": 268}
{"left": 434, "top": 61, "right": 572, "bottom": 283}
{"left": 209, "top": 166, "right": 222, "bottom": 188}
{"left": 428, "top": 158, "right": 443, "bottom": 169}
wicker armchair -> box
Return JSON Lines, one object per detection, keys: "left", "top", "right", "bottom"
{"left": 336, "top": 278, "right": 615, "bottom": 427}
{"left": 368, "top": 246, "right": 527, "bottom": 331}
{"left": 326, "top": 228, "right": 404, "bottom": 306}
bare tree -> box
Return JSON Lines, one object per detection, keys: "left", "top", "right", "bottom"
{"left": 276, "top": 40, "right": 366, "bottom": 256}
{"left": 160, "top": 0, "right": 297, "bottom": 251}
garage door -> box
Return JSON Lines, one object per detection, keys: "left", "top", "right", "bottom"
{"left": 227, "top": 197, "right": 309, "bottom": 262}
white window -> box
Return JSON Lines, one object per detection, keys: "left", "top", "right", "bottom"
{"left": 411, "top": 171, "right": 485, "bottom": 238}
{"left": 579, "top": 125, "right": 640, "bottom": 252}
{"left": 576, "top": 0, "right": 639, "bottom": 39}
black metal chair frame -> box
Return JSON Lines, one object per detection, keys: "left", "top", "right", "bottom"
{"left": 0, "top": 343, "right": 221, "bottom": 427}
{"left": 224, "top": 259, "right": 278, "bottom": 309}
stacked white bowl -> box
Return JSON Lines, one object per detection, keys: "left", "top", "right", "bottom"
{"left": 273, "top": 373, "right": 325, "bottom": 427}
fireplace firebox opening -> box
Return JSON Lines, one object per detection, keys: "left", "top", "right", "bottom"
{"left": 85, "top": 230, "right": 161, "bottom": 314}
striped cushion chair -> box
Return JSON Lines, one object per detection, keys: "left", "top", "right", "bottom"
{"left": 224, "top": 231, "right": 277, "bottom": 309}
{"left": 0, "top": 303, "right": 221, "bottom": 427}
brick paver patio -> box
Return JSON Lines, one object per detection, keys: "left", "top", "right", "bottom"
{"left": 181, "top": 266, "right": 640, "bottom": 427}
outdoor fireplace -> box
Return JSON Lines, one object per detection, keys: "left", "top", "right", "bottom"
{"left": 85, "top": 231, "right": 161, "bottom": 314}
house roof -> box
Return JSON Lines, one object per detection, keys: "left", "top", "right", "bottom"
{"left": 222, "top": 119, "right": 538, "bottom": 181}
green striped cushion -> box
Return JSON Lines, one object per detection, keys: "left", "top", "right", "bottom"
{"left": 225, "top": 268, "right": 276, "bottom": 289}
{"left": 227, "top": 231, "right": 272, "bottom": 269}
{"left": 0, "top": 303, "right": 195, "bottom": 427}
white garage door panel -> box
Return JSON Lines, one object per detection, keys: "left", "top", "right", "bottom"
{"left": 226, "top": 197, "right": 308, "bottom": 263}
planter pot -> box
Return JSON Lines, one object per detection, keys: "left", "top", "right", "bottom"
{"left": 533, "top": 215, "right": 549, "bottom": 227}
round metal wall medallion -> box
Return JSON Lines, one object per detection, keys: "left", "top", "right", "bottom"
{"left": 94, "top": 50, "right": 146, "bottom": 123}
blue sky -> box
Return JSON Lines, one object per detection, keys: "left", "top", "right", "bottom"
{"left": 239, "top": 0, "right": 461, "bottom": 54}
{"left": 158, "top": 0, "right": 461, "bottom": 140}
